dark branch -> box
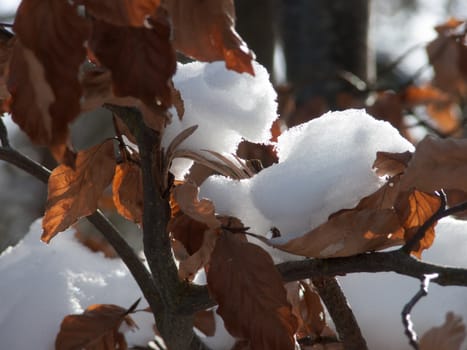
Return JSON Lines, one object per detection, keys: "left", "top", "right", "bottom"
{"left": 0, "top": 117, "right": 10, "bottom": 147}
{"left": 312, "top": 276, "right": 368, "bottom": 350}
{"left": 402, "top": 273, "right": 439, "bottom": 350}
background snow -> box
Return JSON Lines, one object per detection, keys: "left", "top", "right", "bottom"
{"left": 0, "top": 219, "right": 154, "bottom": 349}
{"left": 163, "top": 61, "right": 277, "bottom": 179}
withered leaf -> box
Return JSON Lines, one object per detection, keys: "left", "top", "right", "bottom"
{"left": 42, "top": 140, "right": 116, "bottom": 242}
{"left": 169, "top": 213, "right": 207, "bottom": 255}
{"left": 113, "top": 162, "right": 143, "bottom": 224}
{"left": 0, "top": 35, "right": 14, "bottom": 102}
{"left": 400, "top": 136, "right": 467, "bottom": 193}
{"left": 373, "top": 151, "right": 412, "bottom": 177}
{"left": 207, "top": 233, "right": 298, "bottom": 350}
{"left": 79, "top": 0, "right": 160, "bottom": 27}
{"left": 89, "top": 14, "right": 176, "bottom": 108}
{"left": 10, "top": 0, "right": 90, "bottom": 156}
{"left": 172, "top": 182, "right": 221, "bottom": 229}
{"left": 299, "top": 281, "right": 326, "bottom": 338}
{"left": 178, "top": 228, "right": 218, "bottom": 280}
{"left": 166, "top": 0, "right": 255, "bottom": 75}
{"left": 55, "top": 302, "right": 139, "bottom": 350}
{"left": 194, "top": 309, "right": 216, "bottom": 337}
{"left": 395, "top": 190, "right": 441, "bottom": 258}
{"left": 419, "top": 312, "right": 466, "bottom": 350}
{"left": 426, "top": 103, "right": 460, "bottom": 134}
{"left": 402, "top": 85, "right": 450, "bottom": 107}
{"left": 266, "top": 208, "right": 402, "bottom": 258}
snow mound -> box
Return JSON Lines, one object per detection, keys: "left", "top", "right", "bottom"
{"left": 163, "top": 61, "right": 278, "bottom": 179}
{"left": 0, "top": 219, "right": 154, "bottom": 349}
{"left": 201, "top": 109, "right": 414, "bottom": 243}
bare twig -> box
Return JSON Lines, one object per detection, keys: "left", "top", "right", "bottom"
{"left": 0, "top": 117, "right": 10, "bottom": 147}
{"left": 402, "top": 273, "right": 439, "bottom": 350}
{"left": 312, "top": 276, "right": 368, "bottom": 350}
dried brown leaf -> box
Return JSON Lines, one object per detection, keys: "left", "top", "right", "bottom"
{"left": 10, "top": 0, "right": 90, "bottom": 156}
{"left": 267, "top": 208, "right": 402, "bottom": 258}
{"left": 402, "top": 85, "right": 451, "bottom": 107}
{"left": 373, "top": 151, "right": 412, "bottom": 177}
{"left": 173, "top": 182, "right": 220, "bottom": 229}
{"left": 89, "top": 12, "right": 176, "bottom": 108}
{"left": 55, "top": 302, "right": 138, "bottom": 350}
{"left": 112, "top": 162, "right": 143, "bottom": 224}
{"left": 42, "top": 140, "right": 115, "bottom": 242}
{"left": 400, "top": 136, "right": 467, "bottom": 193}
{"left": 395, "top": 190, "right": 441, "bottom": 258}
{"left": 207, "top": 233, "right": 298, "bottom": 350}
{"left": 419, "top": 312, "right": 466, "bottom": 350}
{"left": 178, "top": 228, "right": 218, "bottom": 280}
{"left": 166, "top": 0, "right": 255, "bottom": 75}
{"left": 194, "top": 309, "right": 216, "bottom": 337}
{"left": 0, "top": 35, "right": 14, "bottom": 103}
{"left": 300, "top": 282, "right": 326, "bottom": 337}
{"left": 169, "top": 213, "right": 207, "bottom": 255}
{"left": 79, "top": 0, "right": 160, "bottom": 26}
{"left": 426, "top": 103, "right": 460, "bottom": 134}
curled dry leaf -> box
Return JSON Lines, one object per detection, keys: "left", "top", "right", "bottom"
{"left": 169, "top": 213, "right": 207, "bottom": 255}
{"left": 89, "top": 12, "right": 176, "bottom": 109}
{"left": 10, "top": 0, "right": 90, "bottom": 157}
{"left": 42, "top": 140, "right": 116, "bottom": 242}
{"left": 373, "top": 151, "right": 412, "bottom": 177}
{"left": 419, "top": 312, "right": 466, "bottom": 350}
{"left": 79, "top": 0, "right": 160, "bottom": 27}
{"left": 172, "top": 182, "right": 221, "bottom": 229}
{"left": 166, "top": 0, "right": 255, "bottom": 75}
{"left": 112, "top": 162, "right": 143, "bottom": 224}
{"left": 400, "top": 136, "right": 467, "bottom": 193}
{"left": 0, "top": 34, "right": 14, "bottom": 102}
{"left": 299, "top": 281, "right": 326, "bottom": 338}
{"left": 402, "top": 85, "right": 451, "bottom": 107}
{"left": 207, "top": 233, "right": 298, "bottom": 350}
{"left": 55, "top": 301, "right": 139, "bottom": 350}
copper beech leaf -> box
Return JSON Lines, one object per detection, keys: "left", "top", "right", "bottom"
{"left": 79, "top": 0, "right": 160, "bottom": 26}
{"left": 194, "top": 309, "right": 216, "bottom": 337}
{"left": 10, "top": 0, "right": 90, "bottom": 158}
{"left": 373, "top": 151, "right": 412, "bottom": 177}
{"left": 166, "top": 0, "right": 255, "bottom": 75}
{"left": 173, "top": 182, "right": 221, "bottom": 229}
{"left": 400, "top": 136, "right": 467, "bottom": 193}
{"left": 112, "top": 162, "right": 143, "bottom": 224}
{"left": 420, "top": 312, "right": 466, "bottom": 350}
{"left": 89, "top": 12, "right": 176, "bottom": 109}
{"left": 55, "top": 301, "right": 139, "bottom": 350}
{"left": 0, "top": 33, "right": 14, "bottom": 103}
{"left": 207, "top": 233, "right": 298, "bottom": 350}
{"left": 299, "top": 281, "right": 326, "bottom": 338}
{"left": 42, "top": 140, "right": 115, "bottom": 242}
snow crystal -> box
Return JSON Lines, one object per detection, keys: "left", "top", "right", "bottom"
{"left": 201, "top": 109, "right": 414, "bottom": 243}
{"left": 162, "top": 61, "right": 278, "bottom": 179}
{"left": 0, "top": 219, "right": 154, "bottom": 349}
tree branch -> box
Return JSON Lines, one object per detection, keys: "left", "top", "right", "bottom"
{"left": 312, "top": 276, "right": 368, "bottom": 350}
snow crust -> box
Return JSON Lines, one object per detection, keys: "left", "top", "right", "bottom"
{"left": 201, "top": 109, "right": 414, "bottom": 243}
{"left": 163, "top": 61, "right": 278, "bottom": 179}
{"left": 0, "top": 220, "right": 154, "bottom": 349}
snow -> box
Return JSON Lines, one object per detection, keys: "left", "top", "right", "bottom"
{"left": 0, "top": 219, "right": 155, "bottom": 349}
{"left": 201, "top": 109, "right": 414, "bottom": 243}
{"left": 163, "top": 61, "right": 278, "bottom": 179}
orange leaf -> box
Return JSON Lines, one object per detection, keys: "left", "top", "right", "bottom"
{"left": 400, "top": 136, "right": 467, "bottom": 193}
{"left": 402, "top": 85, "right": 450, "bottom": 107}
{"left": 419, "top": 312, "right": 466, "bottom": 350}
{"left": 79, "top": 0, "right": 160, "bottom": 26}
{"left": 89, "top": 13, "right": 176, "bottom": 108}
{"left": 207, "top": 233, "right": 298, "bottom": 350}
{"left": 55, "top": 302, "right": 139, "bottom": 350}
{"left": 112, "top": 162, "right": 143, "bottom": 224}
{"left": 426, "top": 103, "right": 460, "bottom": 134}
{"left": 299, "top": 281, "right": 326, "bottom": 337}
{"left": 9, "top": 0, "right": 90, "bottom": 156}
{"left": 166, "top": 0, "right": 255, "bottom": 75}
{"left": 42, "top": 140, "right": 116, "bottom": 242}
{"left": 395, "top": 190, "right": 441, "bottom": 258}
{"left": 172, "top": 182, "right": 221, "bottom": 229}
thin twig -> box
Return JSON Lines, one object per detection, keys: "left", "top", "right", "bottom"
{"left": 402, "top": 273, "right": 439, "bottom": 350}
{"left": 312, "top": 276, "right": 368, "bottom": 350}
{"left": 402, "top": 190, "right": 447, "bottom": 254}
{"left": 0, "top": 117, "right": 10, "bottom": 148}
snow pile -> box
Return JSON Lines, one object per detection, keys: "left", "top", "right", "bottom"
{"left": 0, "top": 219, "right": 154, "bottom": 350}
{"left": 162, "top": 61, "right": 278, "bottom": 179}
{"left": 200, "top": 109, "right": 414, "bottom": 242}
